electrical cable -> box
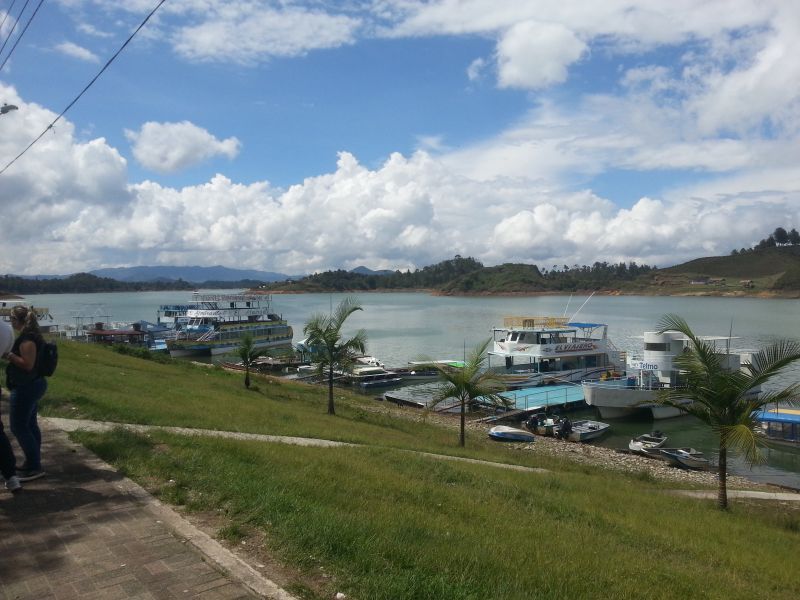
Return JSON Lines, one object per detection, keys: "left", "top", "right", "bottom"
{"left": 0, "top": 0, "right": 29, "bottom": 63}
{"left": 0, "top": 0, "right": 44, "bottom": 73}
{"left": 0, "top": 1, "right": 20, "bottom": 40}
{"left": 0, "top": 0, "right": 167, "bottom": 176}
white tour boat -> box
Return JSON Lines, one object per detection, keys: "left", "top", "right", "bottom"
{"left": 583, "top": 330, "right": 757, "bottom": 420}
{"left": 167, "top": 293, "right": 293, "bottom": 357}
{"left": 487, "top": 316, "right": 625, "bottom": 385}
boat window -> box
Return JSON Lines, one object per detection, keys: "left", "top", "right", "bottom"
{"left": 644, "top": 342, "right": 670, "bottom": 351}
{"left": 509, "top": 332, "right": 518, "bottom": 341}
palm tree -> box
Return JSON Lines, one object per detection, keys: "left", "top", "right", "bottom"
{"left": 651, "top": 314, "right": 800, "bottom": 509}
{"left": 303, "top": 297, "right": 367, "bottom": 415}
{"left": 237, "top": 334, "right": 265, "bottom": 389}
{"left": 428, "top": 339, "right": 510, "bottom": 447}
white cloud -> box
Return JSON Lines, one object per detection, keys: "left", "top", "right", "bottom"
{"left": 124, "top": 121, "right": 240, "bottom": 174}
{"left": 496, "top": 21, "right": 586, "bottom": 89}
{"left": 172, "top": 6, "right": 362, "bottom": 63}
{"left": 467, "top": 57, "right": 486, "bottom": 81}
{"left": 55, "top": 41, "right": 100, "bottom": 63}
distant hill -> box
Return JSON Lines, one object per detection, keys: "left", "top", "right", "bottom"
{"left": 654, "top": 246, "right": 800, "bottom": 293}
{"left": 90, "top": 265, "right": 294, "bottom": 283}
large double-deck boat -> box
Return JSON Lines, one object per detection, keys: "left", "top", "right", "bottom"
{"left": 166, "top": 293, "right": 293, "bottom": 357}
{"left": 487, "top": 316, "right": 625, "bottom": 385}
{"left": 583, "top": 330, "right": 757, "bottom": 419}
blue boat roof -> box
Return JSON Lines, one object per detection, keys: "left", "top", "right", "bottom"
{"left": 754, "top": 410, "right": 800, "bottom": 424}
{"left": 566, "top": 322, "right": 605, "bottom": 329}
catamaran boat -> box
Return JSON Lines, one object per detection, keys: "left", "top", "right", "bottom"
{"left": 583, "top": 330, "right": 757, "bottom": 420}
{"left": 487, "top": 316, "right": 625, "bottom": 385}
{"left": 166, "top": 293, "right": 293, "bottom": 357}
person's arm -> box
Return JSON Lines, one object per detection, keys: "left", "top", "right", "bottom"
{"left": 3, "top": 340, "right": 37, "bottom": 372}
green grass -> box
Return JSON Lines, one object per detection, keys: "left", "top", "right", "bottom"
{"left": 47, "top": 342, "right": 800, "bottom": 598}
{"left": 44, "top": 341, "right": 567, "bottom": 467}
{"left": 73, "top": 427, "right": 800, "bottom": 600}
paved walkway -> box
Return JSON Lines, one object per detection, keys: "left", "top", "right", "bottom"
{"left": 0, "top": 421, "right": 297, "bottom": 600}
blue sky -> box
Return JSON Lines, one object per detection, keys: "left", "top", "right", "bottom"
{"left": 1, "top": 1, "right": 798, "bottom": 276}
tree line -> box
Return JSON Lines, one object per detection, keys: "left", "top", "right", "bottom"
{"left": 732, "top": 227, "right": 800, "bottom": 254}
{"left": 266, "top": 256, "right": 656, "bottom": 293}
{"left": 0, "top": 273, "right": 195, "bottom": 295}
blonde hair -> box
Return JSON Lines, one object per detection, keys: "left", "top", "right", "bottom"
{"left": 10, "top": 305, "right": 42, "bottom": 341}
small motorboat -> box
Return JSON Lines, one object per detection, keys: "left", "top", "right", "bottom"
{"left": 488, "top": 426, "right": 535, "bottom": 443}
{"left": 524, "top": 413, "right": 561, "bottom": 436}
{"left": 659, "top": 448, "right": 710, "bottom": 470}
{"left": 561, "top": 419, "right": 610, "bottom": 443}
{"left": 628, "top": 431, "right": 668, "bottom": 453}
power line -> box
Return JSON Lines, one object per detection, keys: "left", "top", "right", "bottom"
{"left": 0, "top": 0, "right": 168, "bottom": 176}
{"left": 0, "top": 0, "right": 20, "bottom": 39}
{"left": 0, "top": 0, "right": 44, "bottom": 73}
{"left": 0, "top": 0, "right": 29, "bottom": 61}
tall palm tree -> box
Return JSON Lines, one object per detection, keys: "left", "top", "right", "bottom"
{"left": 237, "top": 334, "right": 265, "bottom": 389}
{"left": 428, "top": 339, "right": 510, "bottom": 447}
{"left": 303, "top": 297, "right": 367, "bottom": 415}
{"left": 651, "top": 314, "right": 800, "bottom": 509}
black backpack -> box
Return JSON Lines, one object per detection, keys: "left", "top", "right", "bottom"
{"left": 37, "top": 341, "right": 58, "bottom": 377}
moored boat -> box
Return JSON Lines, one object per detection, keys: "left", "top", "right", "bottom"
{"left": 563, "top": 419, "right": 611, "bottom": 443}
{"left": 346, "top": 365, "right": 403, "bottom": 388}
{"left": 754, "top": 408, "right": 800, "bottom": 448}
{"left": 488, "top": 316, "right": 625, "bottom": 385}
{"left": 628, "top": 431, "right": 668, "bottom": 453}
{"left": 583, "top": 330, "right": 758, "bottom": 420}
{"left": 488, "top": 426, "right": 535, "bottom": 443}
{"left": 166, "top": 293, "right": 293, "bottom": 357}
{"left": 659, "top": 448, "right": 710, "bottom": 470}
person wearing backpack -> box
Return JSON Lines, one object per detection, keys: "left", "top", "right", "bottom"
{"left": 2, "top": 305, "right": 47, "bottom": 481}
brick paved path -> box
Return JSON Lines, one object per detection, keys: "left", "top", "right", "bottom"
{"left": 0, "top": 424, "right": 287, "bottom": 600}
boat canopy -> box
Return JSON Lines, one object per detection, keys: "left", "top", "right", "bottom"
{"left": 754, "top": 409, "right": 800, "bottom": 424}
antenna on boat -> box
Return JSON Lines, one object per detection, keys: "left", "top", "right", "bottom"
{"left": 563, "top": 294, "right": 573, "bottom": 318}
{"left": 569, "top": 292, "right": 595, "bottom": 323}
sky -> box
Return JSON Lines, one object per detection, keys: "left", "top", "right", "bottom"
{"left": 0, "top": 0, "right": 799, "bottom": 277}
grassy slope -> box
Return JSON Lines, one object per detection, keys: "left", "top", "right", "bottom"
{"left": 46, "top": 342, "right": 800, "bottom": 599}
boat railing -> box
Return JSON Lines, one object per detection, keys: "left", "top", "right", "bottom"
{"left": 498, "top": 383, "right": 583, "bottom": 411}
{"left": 503, "top": 316, "right": 570, "bottom": 329}
{"left": 582, "top": 378, "right": 688, "bottom": 392}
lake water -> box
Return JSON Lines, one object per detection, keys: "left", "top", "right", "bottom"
{"left": 20, "top": 289, "right": 800, "bottom": 488}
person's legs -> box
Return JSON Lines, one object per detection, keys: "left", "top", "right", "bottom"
{"left": 0, "top": 417, "right": 16, "bottom": 480}
{"left": 9, "top": 379, "right": 46, "bottom": 472}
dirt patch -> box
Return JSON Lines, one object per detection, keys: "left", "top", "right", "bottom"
{"left": 179, "top": 509, "right": 333, "bottom": 600}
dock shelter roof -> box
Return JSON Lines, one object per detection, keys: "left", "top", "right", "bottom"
{"left": 754, "top": 409, "right": 800, "bottom": 424}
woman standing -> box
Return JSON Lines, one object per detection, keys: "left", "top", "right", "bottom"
{"left": 2, "top": 305, "right": 46, "bottom": 481}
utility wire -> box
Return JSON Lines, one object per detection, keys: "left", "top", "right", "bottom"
{"left": 0, "top": 0, "right": 44, "bottom": 73}
{"left": 0, "top": 0, "right": 20, "bottom": 39}
{"left": 0, "top": 0, "right": 167, "bottom": 176}
{"left": 0, "top": 0, "right": 29, "bottom": 61}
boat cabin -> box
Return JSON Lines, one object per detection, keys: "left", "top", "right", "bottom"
{"left": 489, "top": 316, "right": 622, "bottom": 379}
{"left": 754, "top": 408, "right": 800, "bottom": 446}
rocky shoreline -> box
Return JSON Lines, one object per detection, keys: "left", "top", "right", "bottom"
{"left": 376, "top": 402, "right": 789, "bottom": 491}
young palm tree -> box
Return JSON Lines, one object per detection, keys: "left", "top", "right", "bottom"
{"left": 652, "top": 314, "right": 800, "bottom": 509}
{"left": 428, "top": 339, "right": 510, "bottom": 447}
{"left": 303, "top": 297, "right": 367, "bottom": 415}
{"left": 237, "top": 334, "right": 265, "bottom": 389}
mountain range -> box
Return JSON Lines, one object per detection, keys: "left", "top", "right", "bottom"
{"left": 88, "top": 265, "right": 294, "bottom": 283}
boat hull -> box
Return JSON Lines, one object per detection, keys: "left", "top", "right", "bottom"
{"left": 583, "top": 383, "right": 688, "bottom": 420}
{"left": 489, "top": 426, "right": 535, "bottom": 443}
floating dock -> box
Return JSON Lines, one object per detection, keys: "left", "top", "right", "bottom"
{"left": 384, "top": 382, "right": 585, "bottom": 412}
{"left": 498, "top": 384, "right": 585, "bottom": 411}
